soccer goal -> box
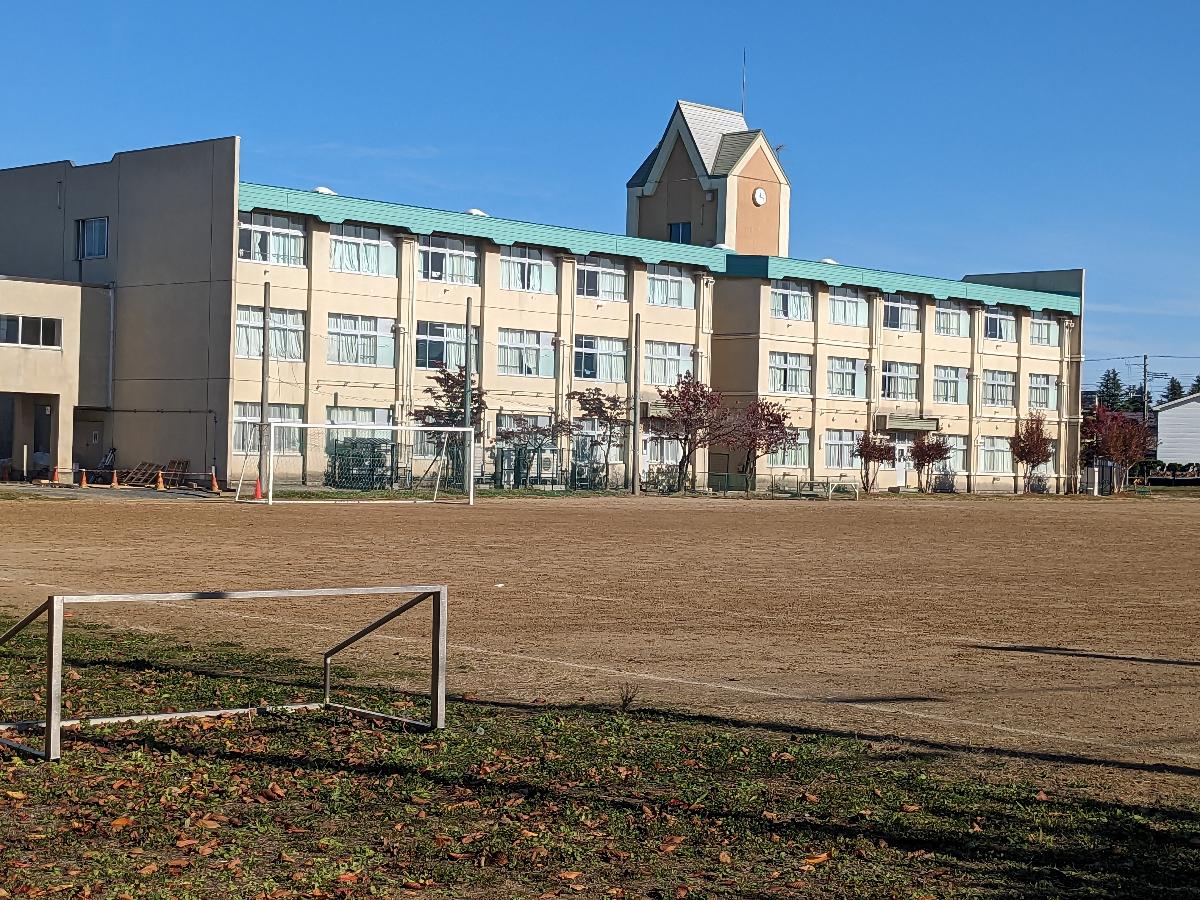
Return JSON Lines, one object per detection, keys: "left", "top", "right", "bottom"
{"left": 237, "top": 422, "right": 475, "bottom": 505}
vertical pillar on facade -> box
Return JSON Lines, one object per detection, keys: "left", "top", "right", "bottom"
{"left": 397, "top": 236, "right": 420, "bottom": 424}
{"left": 918, "top": 297, "right": 933, "bottom": 420}
{"left": 627, "top": 264, "right": 648, "bottom": 484}
{"left": 11, "top": 395, "right": 33, "bottom": 479}
{"left": 555, "top": 255, "right": 577, "bottom": 467}
{"left": 966, "top": 304, "right": 984, "bottom": 493}
{"left": 51, "top": 397, "right": 73, "bottom": 483}
{"left": 1057, "top": 317, "right": 1074, "bottom": 493}
{"left": 810, "top": 284, "right": 825, "bottom": 482}
{"left": 1015, "top": 308, "right": 1029, "bottom": 422}
{"left": 866, "top": 290, "right": 882, "bottom": 436}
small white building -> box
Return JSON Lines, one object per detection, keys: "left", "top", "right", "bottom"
{"left": 1154, "top": 393, "right": 1200, "bottom": 464}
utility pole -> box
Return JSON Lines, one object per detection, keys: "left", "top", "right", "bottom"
{"left": 1143, "top": 354, "right": 1149, "bottom": 422}
{"left": 258, "top": 280, "right": 271, "bottom": 488}
{"left": 463, "top": 298, "right": 473, "bottom": 481}
{"left": 631, "top": 313, "right": 642, "bottom": 496}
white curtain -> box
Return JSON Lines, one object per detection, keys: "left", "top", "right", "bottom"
{"left": 236, "top": 306, "right": 263, "bottom": 358}
{"left": 595, "top": 337, "right": 626, "bottom": 382}
{"left": 269, "top": 309, "right": 303, "bottom": 360}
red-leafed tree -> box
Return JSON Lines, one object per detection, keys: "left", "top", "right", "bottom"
{"left": 495, "top": 414, "right": 573, "bottom": 488}
{"left": 728, "top": 400, "right": 792, "bottom": 481}
{"left": 1010, "top": 413, "right": 1055, "bottom": 493}
{"left": 412, "top": 366, "right": 486, "bottom": 431}
{"left": 646, "top": 372, "right": 733, "bottom": 492}
{"left": 909, "top": 432, "right": 952, "bottom": 493}
{"left": 567, "top": 388, "right": 632, "bottom": 488}
{"left": 852, "top": 432, "right": 896, "bottom": 493}
{"left": 1085, "top": 405, "right": 1157, "bottom": 492}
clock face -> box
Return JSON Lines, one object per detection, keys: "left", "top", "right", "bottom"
{"left": 753, "top": 187, "right": 767, "bottom": 207}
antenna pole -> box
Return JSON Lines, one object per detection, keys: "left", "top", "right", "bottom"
{"left": 741, "top": 48, "right": 747, "bottom": 117}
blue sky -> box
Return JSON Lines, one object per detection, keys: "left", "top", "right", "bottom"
{"left": 2, "top": 1, "right": 1196, "bottom": 391}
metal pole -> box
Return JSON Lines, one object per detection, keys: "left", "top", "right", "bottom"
{"left": 1142, "top": 353, "right": 1149, "bottom": 423}
{"left": 430, "top": 587, "right": 448, "bottom": 730}
{"left": 258, "top": 281, "right": 271, "bottom": 487}
{"left": 45, "top": 596, "right": 64, "bottom": 761}
{"left": 632, "top": 313, "right": 642, "bottom": 495}
{"left": 463, "top": 298, "right": 473, "bottom": 491}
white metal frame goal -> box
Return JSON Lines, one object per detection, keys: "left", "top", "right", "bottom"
{"left": 0, "top": 585, "right": 448, "bottom": 762}
{"left": 236, "top": 423, "right": 475, "bottom": 505}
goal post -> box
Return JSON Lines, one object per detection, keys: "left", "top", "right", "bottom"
{"left": 240, "top": 422, "right": 475, "bottom": 505}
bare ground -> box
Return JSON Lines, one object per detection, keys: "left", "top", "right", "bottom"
{"left": 1, "top": 491, "right": 1197, "bottom": 801}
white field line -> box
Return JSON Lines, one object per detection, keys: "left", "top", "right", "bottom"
{"left": 2, "top": 577, "right": 1197, "bottom": 765}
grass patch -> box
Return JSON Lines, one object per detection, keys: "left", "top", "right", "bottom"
{"left": 1, "top": 619, "right": 1198, "bottom": 898}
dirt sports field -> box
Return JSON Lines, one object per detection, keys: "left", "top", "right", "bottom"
{"left": 2, "top": 493, "right": 1198, "bottom": 797}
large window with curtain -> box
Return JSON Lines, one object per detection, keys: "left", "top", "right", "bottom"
{"left": 984, "top": 305, "right": 1016, "bottom": 342}
{"left": 1029, "top": 373, "right": 1058, "bottom": 410}
{"left": 882, "top": 293, "right": 920, "bottom": 331}
{"left": 573, "top": 335, "right": 627, "bottom": 382}
{"left": 498, "top": 328, "right": 554, "bottom": 377}
{"left": 576, "top": 255, "right": 627, "bottom": 301}
{"left": 326, "top": 313, "right": 395, "bottom": 367}
{"left": 644, "top": 341, "right": 692, "bottom": 385}
{"left": 235, "top": 306, "right": 305, "bottom": 360}
{"left": 500, "top": 246, "right": 557, "bottom": 293}
{"left": 415, "top": 321, "right": 480, "bottom": 371}
{"left": 768, "top": 351, "right": 812, "bottom": 394}
{"left": 827, "top": 356, "right": 867, "bottom": 398}
{"left": 881, "top": 361, "right": 919, "bottom": 400}
{"left": 770, "top": 280, "right": 812, "bottom": 321}
{"left": 828, "top": 286, "right": 868, "bottom": 326}
{"left": 768, "top": 428, "right": 810, "bottom": 468}
{"left": 644, "top": 434, "right": 683, "bottom": 466}
{"left": 238, "top": 211, "right": 306, "bottom": 266}
{"left": 979, "top": 436, "right": 1012, "bottom": 473}
{"left": 1029, "top": 311, "right": 1060, "bottom": 347}
{"left": 646, "top": 265, "right": 695, "bottom": 309}
{"left": 573, "top": 417, "right": 625, "bottom": 463}
{"left": 329, "top": 223, "right": 396, "bottom": 276}
{"left": 933, "top": 366, "right": 968, "bottom": 404}
{"left": 233, "top": 402, "right": 303, "bottom": 454}
{"left": 983, "top": 369, "right": 1015, "bottom": 406}
{"left": 824, "top": 429, "right": 862, "bottom": 469}
{"left": 419, "top": 235, "right": 478, "bottom": 284}
{"left": 324, "top": 406, "right": 392, "bottom": 452}
{"left": 935, "top": 299, "right": 970, "bottom": 337}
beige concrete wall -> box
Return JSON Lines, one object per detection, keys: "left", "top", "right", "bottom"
{"left": 728, "top": 146, "right": 785, "bottom": 256}
{"left": 633, "top": 139, "right": 717, "bottom": 246}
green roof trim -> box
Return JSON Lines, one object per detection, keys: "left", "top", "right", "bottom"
{"left": 724, "top": 256, "right": 1081, "bottom": 315}
{"left": 238, "top": 183, "right": 729, "bottom": 272}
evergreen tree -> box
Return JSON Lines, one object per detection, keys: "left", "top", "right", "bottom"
{"left": 1160, "top": 377, "right": 1184, "bottom": 404}
{"left": 1095, "top": 368, "right": 1124, "bottom": 409}
{"left": 1120, "top": 383, "right": 1147, "bottom": 413}
{"left": 1191, "top": 374, "right": 1200, "bottom": 396}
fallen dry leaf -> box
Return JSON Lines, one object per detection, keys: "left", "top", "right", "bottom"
{"left": 803, "top": 851, "right": 831, "bottom": 865}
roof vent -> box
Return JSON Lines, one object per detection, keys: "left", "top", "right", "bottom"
{"left": 465, "top": 208, "right": 489, "bottom": 217}
{"left": 313, "top": 186, "right": 338, "bottom": 195}
{"left": 714, "top": 243, "right": 733, "bottom": 251}
{"left": 819, "top": 257, "right": 839, "bottom": 265}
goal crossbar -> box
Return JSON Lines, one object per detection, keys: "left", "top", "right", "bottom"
{"left": 0, "top": 585, "right": 448, "bottom": 761}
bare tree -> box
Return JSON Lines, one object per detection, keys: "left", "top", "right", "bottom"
{"left": 645, "top": 372, "right": 733, "bottom": 493}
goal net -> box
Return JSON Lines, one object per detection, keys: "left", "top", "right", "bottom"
{"left": 239, "top": 422, "right": 475, "bottom": 504}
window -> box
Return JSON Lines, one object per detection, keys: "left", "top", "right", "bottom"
{"left": 325, "top": 406, "right": 391, "bottom": 450}
{"left": 576, "top": 255, "right": 627, "bottom": 301}
{"left": 983, "top": 370, "right": 1015, "bottom": 407}
{"left": 233, "top": 402, "right": 303, "bottom": 454}
{"left": 0, "top": 315, "right": 62, "bottom": 348}
{"left": 932, "top": 435, "right": 968, "bottom": 473}
{"left": 574, "top": 335, "right": 627, "bottom": 382}
{"left": 76, "top": 217, "right": 108, "bottom": 260}
{"left": 645, "top": 434, "right": 683, "bottom": 465}
{"left": 825, "top": 429, "right": 862, "bottom": 469}
{"left": 238, "top": 211, "right": 305, "bottom": 266}
{"left": 419, "top": 235, "right": 478, "bottom": 285}
{"left": 645, "top": 341, "right": 692, "bottom": 385}
{"left": 498, "top": 328, "right": 554, "bottom": 377}
{"left": 416, "top": 321, "right": 479, "bottom": 371}
{"left": 1032, "top": 440, "right": 1058, "bottom": 476}
{"left": 983, "top": 305, "right": 1016, "bottom": 342}
{"left": 500, "top": 246, "right": 557, "bottom": 293}
{"left": 827, "top": 356, "right": 866, "bottom": 398}
{"left": 1029, "top": 373, "right": 1058, "bottom": 410}
{"left": 768, "top": 351, "right": 812, "bottom": 394}
{"left": 668, "top": 222, "right": 692, "bottom": 244}
{"left": 327, "top": 313, "right": 395, "bottom": 367}
{"left": 882, "top": 293, "right": 920, "bottom": 331}
{"left": 235, "top": 306, "right": 305, "bottom": 360}
{"left": 934, "top": 300, "right": 970, "bottom": 337}
{"left": 573, "top": 418, "right": 624, "bottom": 463}
{"left": 768, "top": 428, "right": 810, "bottom": 468}
{"left": 881, "top": 361, "right": 919, "bottom": 400}
{"left": 933, "top": 366, "right": 968, "bottom": 404}
{"left": 883, "top": 431, "right": 916, "bottom": 468}
{"left": 979, "top": 436, "right": 1012, "bottom": 473}
{"left": 770, "top": 280, "right": 812, "bottom": 321}
{"left": 329, "top": 223, "right": 396, "bottom": 276}
{"left": 828, "top": 286, "right": 868, "bottom": 327}
{"left": 1030, "top": 311, "right": 1060, "bottom": 347}
{"left": 646, "top": 264, "right": 695, "bottom": 309}
{"left": 496, "top": 412, "right": 553, "bottom": 444}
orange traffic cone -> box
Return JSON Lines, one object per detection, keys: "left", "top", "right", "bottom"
{"left": 210, "top": 470, "right": 221, "bottom": 493}
{"left": 79, "top": 468, "right": 89, "bottom": 488}
{"left": 155, "top": 470, "right": 165, "bottom": 492}
{"left": 253, "top": 477, "right": 264, "bottom": 501}
{"left": 110, "top": 469, "right": 119, "bottom": 489}
{"left": 50, "top": 466, "right": 58, "bottom": 484}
